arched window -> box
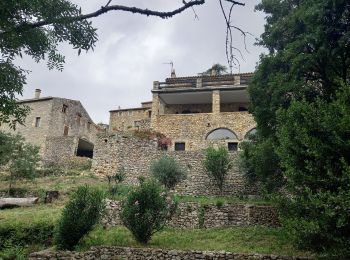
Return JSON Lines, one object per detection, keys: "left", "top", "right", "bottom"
{"left": 206, "top": 128, "right": 238, "bottom": 140}
{"left": 244, "top": 128, "right": 257, "bottom": 140}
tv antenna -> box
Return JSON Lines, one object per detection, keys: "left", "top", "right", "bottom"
{"left": 163, "top": 61, "right": 174, "bottom": 74}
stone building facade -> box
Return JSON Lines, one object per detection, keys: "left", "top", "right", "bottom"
{"left": 109, "top": 101, "right": 152, "bottom": 131}
{"left": 109, "top": 73, "right": 256, "bottom": 151}
{"left": 1, "top": 89, "right": 100, "bottom": 165}
{"left": 92, "top": 133, "right": 257, "bottom": 196}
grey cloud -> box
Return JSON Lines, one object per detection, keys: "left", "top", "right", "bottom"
{"left": 18, "top": 0, "right": 266, "bottom": 124}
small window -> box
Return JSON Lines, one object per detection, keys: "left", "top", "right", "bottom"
{"left": 87, "top": 122, "right": 91, "bottom": 131}
{"left": 35, "top": 117, "right": 41, "bottom": 127}
{"left": 238, "top": 106, "right": 248, "bottom": 112}
{"left": 175, "top": 142, "right": 186, "bottom": 151}
{"left": 228, "top": 142, "right": 238, "bottom": 152}
{"left": 62, "top": 104, "right": 68, "bottom": 113}
{"left": 63, "top": 125, "right": 69, "bottom": 136}
{"left": 128, "top": 111, "right": 133, "bottom": 116}
{"left": 148, "top": 111, "right": 152, "bottom": 118}
{"left": 76, "top": 113, "right": 82, "bottom": 125}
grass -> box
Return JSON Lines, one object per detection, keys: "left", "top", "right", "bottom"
{"left": 0, "top": 204, "right": 61, "bottom": 226}
{"left": 77, "top": 226, "right": 312, "bottom": 257}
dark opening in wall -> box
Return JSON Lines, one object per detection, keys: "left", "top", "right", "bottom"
{"left": 35, "top": 117, "right": 41, "bottom": 127}
{"left": 63, "top": 125, "right": 69, "bottom": 136}
{"left": 62, "top": 104, "right": 68, "bottom": 113}
{"left": 175, "top": 142, "right": 185, "bottom": 151}
{"left": 76, "top": 138, "right": 94, "bottom": 158}
{"left": 238, "top": 106, "right": 248, "bottom": 111}
{"left": 228, "top": 142, "right": 238, "bottom": 152}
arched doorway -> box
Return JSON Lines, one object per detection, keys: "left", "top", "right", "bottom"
{"left": 76, "top": 138, "right": 94, "bottom": 158}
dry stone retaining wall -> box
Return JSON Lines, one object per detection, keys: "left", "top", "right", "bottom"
{"left": 29, "top": 246, "right": 311, "bottom": 260}
{"left": 102, "top": 200, "right": 279, "bottom": 228}
{"left": 92, "top": 134, "right": 258, "bottom": 196}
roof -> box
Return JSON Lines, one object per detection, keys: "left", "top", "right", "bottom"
{"left": 164, "top": 72, "right": 254, "bottom": 84}
{"left": 109, "top": 107, "right": 149, "bottom": 113}
{"left": 17, "top": 96, "right": 54, "bottom": 103}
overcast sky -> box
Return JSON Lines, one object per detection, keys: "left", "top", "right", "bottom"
{"left": 18, "top": 0, "right": 266, "bottom": 124}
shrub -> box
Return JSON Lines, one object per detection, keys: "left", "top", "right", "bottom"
{"left": 54, "top": 186, "right": 105, "bottom": 250}
{"left": 150, "top": 155, "right": 187, "bottom": 189}
{"left": 120, "top": 179, "right": 177, "bottom": 244}
{"left": 203, "top": 146, "right": 232, "bottom": 193}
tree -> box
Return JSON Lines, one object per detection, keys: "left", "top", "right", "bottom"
{"left": 0, "top": 131, "right": 40, "bottom": 194}
{"left": 150, "top": 155, "right": 187, "bottom": 190}
{"left": 242, "top": 0, "right": 350, "bottom": 256}
{"left": 202, "top": 63, "right": 228, "bottom": 76}
{"left": 203, "top": 145, "right": 232, "bottom": 193}
{"left": 0, "top": 0, "right": 246, "bottom": 128}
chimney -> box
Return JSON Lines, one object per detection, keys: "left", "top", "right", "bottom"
{"left": 171, "top": 68, "right": 176, "bottom": 78}
{"left": 34, "top": 89, "right": 41, "bottom": 99}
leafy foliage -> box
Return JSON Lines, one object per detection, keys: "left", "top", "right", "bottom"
{"left": 203, "top": 146, "right": 232, "bottom": 193}
{"left": 120, "top": 179, "right": 177, "bottom": 244}
{"left": 241, "top": 0, "right": 350, "bottom": 256}
{"left": 0, "top": 131, "right": 40, "bottom": 194}
{"left": 150, "top": 155, "right": 187, "bottom": 189}
{"left": 276, "top": 84, "right": 350, "bottom": 257}
{"left": 0, "top": 0, "right": 98, "bottom": 127}
{"left": 54, "top": 185, "right": 105, "bottom": 250}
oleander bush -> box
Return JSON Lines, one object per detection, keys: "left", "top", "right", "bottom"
{"left": 150, "top": 155, "right": 187, "bottom": 189}
{"left": 120, "top": 179, "right": 177, "bottom": 244}
{"left": 54, "top": 185, "right": 105, "bottom": 250}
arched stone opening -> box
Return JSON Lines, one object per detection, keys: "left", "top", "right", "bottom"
{"left": 206, "top": 128, "right": 238, "bottom": 140}
{"left": 76, "top": 138, "right": 94, "bottom": 158}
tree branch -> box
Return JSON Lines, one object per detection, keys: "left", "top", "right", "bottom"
{"left": 1, "top": 0, "right": 205, "bottom": 36}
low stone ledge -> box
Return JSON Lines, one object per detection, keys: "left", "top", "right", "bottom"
{"left": 29, "top": 246, "right": 311, "bottom": 260}
{"left": 102, "top": 200, "right": 279, "bottom": 228}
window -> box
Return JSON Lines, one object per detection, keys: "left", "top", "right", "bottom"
{"left": 238, "top": 106, "right": 248, "bottom": 112}
{"left": 76, "top": 113, "right": 82, "bottom": 125}
{"left": 175, "top": 142, "right": 185, "bottom": 151}
{"left": 206, "top": 128, "right": 238, "bottom": 140}
{"left": 35, "top": 117, "right": 41, "bottom": 127}
{"left": 228, "top": 142, "right": 238, "bottom": 152}
{"left": 63, "top": 125, "right": 69, "bottom": 136}
{"left": 148, "top": 111, "right": 152, "bottom": 118}
{"left": 62, "top": 104, "right": 68, "bottom": 113}
{"left": 128, "top": 111, "right": 133, "bottom": 116}
{"left": 87, "top": 122, "right": 91, "bottom": 131}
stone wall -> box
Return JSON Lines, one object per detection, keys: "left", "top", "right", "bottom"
{"left": 109, "top": 108, "right": 151, "bottom": 132}
{"left": 151, "top": 112, "right": 256, "bottom": 151}
{"left": 102, "top": 200, "right": 279, "bottom": 228}
{"left": 43, "top": 136, "right": 77, "bottom": 165}
{"left": 29, "top": 246, "right": 311, "bottom": 260}
{"left": 92, "top": 133, "right": 258, "bottom": 196}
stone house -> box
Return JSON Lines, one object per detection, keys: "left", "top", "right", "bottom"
{"left": 109, "top": 72, "right": 256, "bottom": 151}
{"left": 1, "top": 89, "right": 99, "bottom": 165}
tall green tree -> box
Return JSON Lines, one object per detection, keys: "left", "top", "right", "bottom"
{"left": 0, "top": 0, "right": 206, "bottom": 128}
{"left": 241, "top": 0, "right": 350, "bottom": 256}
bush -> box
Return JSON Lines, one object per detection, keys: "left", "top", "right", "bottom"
{"left": 54, "top": 186, "right": 105, "bottom": 250}
{"left": 150, "top": 155, "right": 187, "bottom": 189}
{"left": 120, "top": 179, "right": 177, "bottom": 244}
{"left": 203, "top": 146, "right": 232, "bottom": 193}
